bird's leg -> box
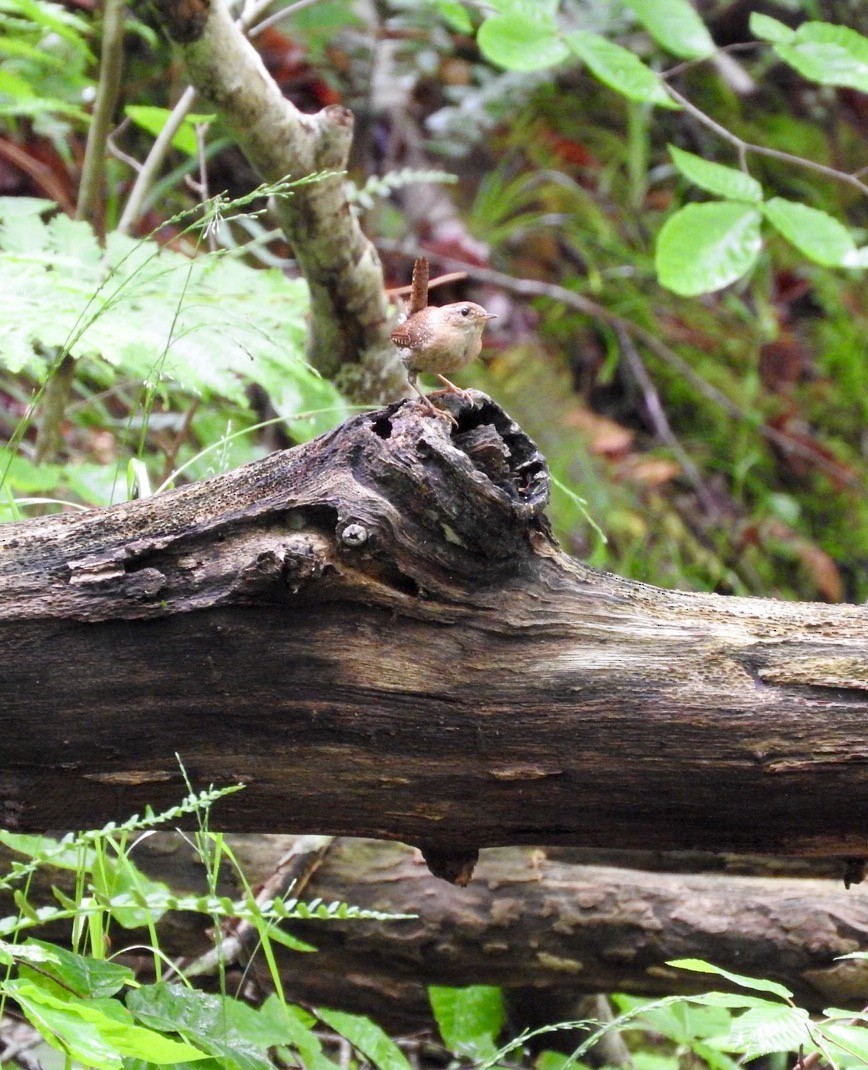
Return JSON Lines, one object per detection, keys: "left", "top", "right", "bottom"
{"left": 407, "top": 372, "right": 458, "bottom": 427}
{"left": 434, "top": 374, "right": 474, "bottom": 404}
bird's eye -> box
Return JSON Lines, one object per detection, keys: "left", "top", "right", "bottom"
{"left": 459, "top": 306, "right": 471, "bottom": 317}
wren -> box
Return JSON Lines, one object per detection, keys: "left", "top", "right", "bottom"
{"left": 390, "top": 302, "right": 497, "bottom": 402}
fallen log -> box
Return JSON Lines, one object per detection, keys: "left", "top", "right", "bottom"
{"left": 111, "top": 836, "right": 868, "bottom": 1017}
{"left": 1, "top": 394, "right": 867, "bottom": 873}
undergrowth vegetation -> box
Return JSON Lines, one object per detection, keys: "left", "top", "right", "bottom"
{"left": 1, "top": 0, "right": 868, "bottom": 1066}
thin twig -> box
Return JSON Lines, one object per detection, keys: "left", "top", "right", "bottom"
{"left": 664, "top": 84, "right": 868, "bottom": 196}
{"left": 117, "top": 85, "right": 198, "bottom": 234}
{"left": 248, "top": 0, "right": 322, "bottom": 39}
{"left": 115, "top": 0, "right": 292, "bottom": 234}
{"left": 615, "top": 324, "right": 719, "bottom": 516}
{"left": 661, "top": 41, "right": 762, "bottom": 82}
{"left": 77, "top": 0, "right": 127, "bottom": 228}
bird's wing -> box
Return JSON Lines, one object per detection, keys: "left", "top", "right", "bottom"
{"left": 390, "top": 321, "right": 414, "bottom": 346}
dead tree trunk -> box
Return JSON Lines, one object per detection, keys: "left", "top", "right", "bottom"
{"left": 29, "top": 835, "right": 865, "bottom": 1019}
{"left": 2, "top": 395, "right": 867, "bottom": 873}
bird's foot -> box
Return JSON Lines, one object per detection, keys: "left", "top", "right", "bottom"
{"left": 433, "top": 375, "right": 474, "bottom": 405}
{"left": 419, "top": 394, "right": 459, "bottom": 428}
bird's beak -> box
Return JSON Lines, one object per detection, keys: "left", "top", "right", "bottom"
{"left": 483, "top": 313, "right": 498, "bottom": 320}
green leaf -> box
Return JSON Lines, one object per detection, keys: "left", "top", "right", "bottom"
{"left": 269, "top": 1002, "right": 340, "bottom": 1070}
{"left": 727, "top": 1004, "right": 811, "bottom": 1057}
{"left": 564, "top": 31, "right": 677, "bottom": 107}
{"left": 485, "top": 0, "right": 559, "bottom": 16}
{"left": 89, "top": 851, "right": 172, "bottom": 930}
{"left": 128, "top": 982, "right": 275, "bottom": 1070}
{"left": 667, "top": 959, "right": 793, "bottom": 999}
{"left": 762, "top": 197, "right": 856, "bottom": 267}
{"left": 125, "top": 104, "right": 217, "bottom": 157}
{"left": 749, "top": 12, "right": 794, "bottom": 45}
{"left": 655, "top": 203, "right": 762, "bottom": 295}
{"left": 433, "top": 0, "right": 473, "bottom": 34}
{"left": 429, "top": 985, "right": 505, "bottom": 1059}
{"left": 317, "top": 1008, "right": 413, "bottom": 1070}
{"left": 5, "top": 979, "right": 206, "bottom": 1069}
{"left": 622, "top": 0, "right": 715, "bottom": 59}
{"left": 22, "top": 940, "right": 134, "bottom": 998}
{"left": 687, "top": 992, "right": 781, "bottom": 1010}
{"left": 823, "top": 1022, "right": 868, "bottom": 1062}
{"left": 0, "top": 197, "right": 343, "bottom": 436}
{"left": 668, "top": 146, "right": 762, "bottom": 202}
{"left": 477, "top": 12, "right": 568, "bottom": 72}
{"left": 774, "top": 22, "right": 868, "bottom": 92}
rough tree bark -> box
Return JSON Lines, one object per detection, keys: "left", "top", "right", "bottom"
{"left": 147, "top": 0, "right": 404, "bottom": 400}
{"left": 2, "top": 394, "right": 867, "bottom": 878}
{"left": 9, "top": 836, "right": 868, "bottom": 1018}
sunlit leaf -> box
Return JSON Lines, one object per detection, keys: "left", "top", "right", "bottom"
{"left": 6, "top": 979, "right": 206, "bottom": 1069}
{"left": 22, "top": 940, "right": 133, "bottom": 998}
{"left": 727, "top": 1004, "right": 811, "bottom": 1056}
{"left": 667, "top": 959, "right": 793, "bottom": 999}
{"left": 477, "top": 12, "right": 568, "bottom": 71}
{"left": 655, "top": 203, "right": 762, "bottom": 295}
{"left": 749, "top": 12, "right": 794, "bottom": 45}
{"left": 433, "top": 0, "right": 473, "bottom": 33}
{"left": 317, "top": 1008, "right": 412, "bottom": 1070}
{"left": 622, "top": 0, "right": 715, "bottom": 59}
{"left": 762, "top": 197, "right": 856, "bottom": 266}
{"left": 429, "top": 985, "right": 505, "bottom": 1059}
{"left": 128, "top": 983, "right": 273, "bottom": 1070}
{"left": 564, "top": 31, "right": 677, "bottom": 107}
{"left": 668, "top": 146, "right": 762, "bottom": 202}
{"left": 774, "top": 22, "right": 868, "bottom": 92}
{"left": 125, "top": 105, "right": 217, "bottom": 157}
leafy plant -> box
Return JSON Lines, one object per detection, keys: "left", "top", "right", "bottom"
{"left": 0, "top": 786, "right": 416, "bottom": 1070}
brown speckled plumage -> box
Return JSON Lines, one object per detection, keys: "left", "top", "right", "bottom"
{"left": 390, "top": 302, "right": 496, "bottom": 387}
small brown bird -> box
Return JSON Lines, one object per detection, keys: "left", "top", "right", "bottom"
{"left": 390, "top": 301, "right": 497, "bottom": 402}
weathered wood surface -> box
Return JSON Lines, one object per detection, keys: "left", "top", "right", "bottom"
{"left": 49, "top": 835, "right": 868, "bottom": 1017}
{"left": 1, "top": 393, "right": 867, "bottom": 860}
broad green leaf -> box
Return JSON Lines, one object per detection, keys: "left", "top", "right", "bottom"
{"left": 667, "top": 959, "right": 793, "bottom": 999}
{"left": 484, "top": 0, "right": 559, "bottom": 16}
{"left": 687, "top": 992, "right": 780, "bottom": 1010}
{"left": 622, "top": 0, "right": 715, "bottom": 59}
{"left": 128, "top": 982, "right": 275, "bottom": 1070}
{"left": 727, "top": 1004, "right": 811, "bottom": 1056}
{"left": 564, "top": 31, "right": 677, "bottom": 107}
{"left": 535, "top": 1053, "right": 594, "bottom": 1070}
{"left": 762, "top": 197, "right": 856, "bottom": 266}
{"left": 748, "top": 12, "right": 794, "bottom": 45}
{"left": 0, "top": 939, "right": 59, "bottom": 966}
{"left": 433, "top": 0, "right": 472, "bottom": 33}
{"left": 823, "top": 1022, "right": 868, "bottom": 1062}
{"left": 668, "top": 146, "right": 762, "bottom": 202}
{"left": 0, "top": 197, "right": 343, "bottom": 438}
{"left": 5, "top": 979, "right": 206, "bottom": 1069}
{"left": 317, "top": 1008, "right": 413, "bottom": 1070}
{"left": 775, "top": 22, "right": 868, "bottom": 92}
{"left": 125, "top": 104, "right": 217, "bottom": 157}
{"left": 22, "top": 940, "right": 133, "bottom": 998}
{"left": 429, "top": 985, "right": 505, "bottom": 1059}
{"left": 655, "top": 203, "right": 762, "bottom": 295}
{"left": 89, "top": 852, "right": 172, "bottom": 929}
{"left": 0, "top": 831, "right": 87, "bottom": 869}
{"left": 622, "top": 998, "right": 732, "bottom": 1044}
{"left": 477, "top": 13, "right": 568, "bottom": 72}
{"left": 268, "top": 1002, "right": 340, "bottom": 1070}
